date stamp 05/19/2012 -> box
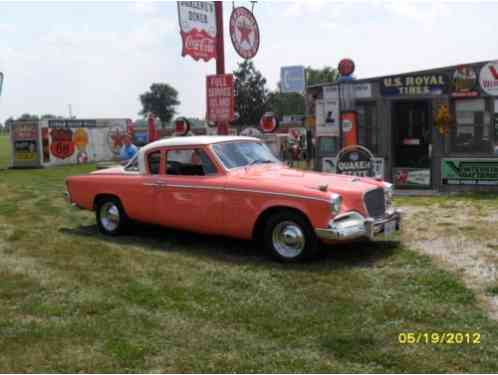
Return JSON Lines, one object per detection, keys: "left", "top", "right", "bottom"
{"left": 398, "top": 332, "right": 481, "bottom": 345}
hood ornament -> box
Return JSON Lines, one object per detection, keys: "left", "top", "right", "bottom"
{"left": 318, "top": 184, "right": 328, "bottom": 192}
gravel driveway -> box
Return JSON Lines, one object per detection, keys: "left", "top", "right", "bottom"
{"left": 399, "top": 197, "right": 498, "bottom": 320}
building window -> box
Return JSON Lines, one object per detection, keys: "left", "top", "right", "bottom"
{"left": 357, "top": 103, "right": 378, "bottom": 154}
{"left": 451, "top": 99, "right": 491, "bottom": 154}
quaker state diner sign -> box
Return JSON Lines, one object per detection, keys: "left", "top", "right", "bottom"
{"left": 229, "top": 7, "right": 260, "bottom": 59}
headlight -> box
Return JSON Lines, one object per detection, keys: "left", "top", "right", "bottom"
{"left": 330, "top": 194, "right": 342, "bottom": 215}
{"left": 383, "top": 182, "right": 393, "bottom": 208}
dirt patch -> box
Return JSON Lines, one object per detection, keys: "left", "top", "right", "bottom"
{"left": 400, "top": 202, "right": 498, "bottom": 320}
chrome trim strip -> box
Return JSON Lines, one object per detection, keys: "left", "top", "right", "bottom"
{"left": 166, "top": 184, "right": 220, "bottom": 190}
{"left": 219, "top": 187, "right": 330, "bottom": 203}
{"left": 160, "top": 183, "right": 330, "bottom": 203}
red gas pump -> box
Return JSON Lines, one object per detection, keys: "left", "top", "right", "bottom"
{"left": 147, "top": 115, "right": 158, "bottom": 142}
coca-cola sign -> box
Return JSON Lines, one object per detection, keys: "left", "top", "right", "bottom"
{"left": 178, "top": 2, "right": 217, "bottom": 62}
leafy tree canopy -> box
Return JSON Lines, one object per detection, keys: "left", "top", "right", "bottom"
{"left": 267, "top": 92, "right": 305, "bottom": 118}
{"left": 233, "top": 60, "right": 269, "bottom": 126}
{"left": 139, "top": 83, "right": 180, "bottom": 126}
{"left": 305, "top": 66, "right": 339, "bottom": 86}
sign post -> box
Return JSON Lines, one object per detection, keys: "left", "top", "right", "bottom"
{"left": 214, "top": 1, "right": 229, "bottom": 135}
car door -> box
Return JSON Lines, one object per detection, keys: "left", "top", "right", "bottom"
{"left": 157, "top": 146, "right": 226, "bottom": 234}
{"left": 123, "top": 148, "right": 165, "bottom": 224}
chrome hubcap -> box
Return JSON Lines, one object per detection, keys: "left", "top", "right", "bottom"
{"left": 100, "top": 202, "right": 120, "bottom": 232}
{"left": 272, "top": 221, "right": 305, "bottom": 258}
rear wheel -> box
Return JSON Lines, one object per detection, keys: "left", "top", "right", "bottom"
{"left": 96, "top": 197, "right": 128, "bottom": 235}
{"left": 263, "top": 211, "right": 318, "bottom": 262}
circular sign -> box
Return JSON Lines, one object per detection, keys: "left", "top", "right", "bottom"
{"left": 338, "top": 58, "right": 355, "bottom": 77}
{"left": 175, "top": 118, "right": 190, "bottom": 136}
{"left": 259, "top": 113, "right": 278, "bottom": 133}
{"left": 336, "top": 145, "right": 375, "bottom": 177}
{"left": 479, "top": 61, "right": 498, "bottom": 96}
{"left": 229, "top": 7, "right": 260, "bottom": 60}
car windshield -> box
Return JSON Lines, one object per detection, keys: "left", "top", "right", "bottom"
{"left": 212, "top": 141, "right": 280, "bottom": 169}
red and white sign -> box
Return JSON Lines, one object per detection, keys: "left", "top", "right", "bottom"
{"left": 338, "top": 58, "right": 355, "bottom": 77}
{"left": 178, "top": 2, "right": 217, "bottom": 62}
{"left": 480, "top": 61, "right": 498, "bottom": 96}
{"left": 50, "top": 128, "right": 75, "bottom": 159}
{"left": 259, "top": 113, "right": 278, "bottom": 133}
{"left": 206, "top": 74, "right": 234, "bottom": 122}
{"left": 175, "top": 118, "right": 190, "bottom": 136}
{"left": 229, "top": 7, "right": 260, "bottom": 60}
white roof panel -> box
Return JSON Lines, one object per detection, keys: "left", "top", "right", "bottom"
{"left": 139, "top": 135, "right": 260, "bottom": 154}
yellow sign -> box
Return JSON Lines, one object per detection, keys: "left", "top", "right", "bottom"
{"left": 305, "top": 115, "right": 316, "bottom": 129}
{"left": 73, "top": 128, "right": 89, "bottom": 151}
{"left": 15, "top": 152, "right": 36, "bottom": 161}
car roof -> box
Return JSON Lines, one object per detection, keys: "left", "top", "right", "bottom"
{"left": 139, "top": 135, "right": 260, "bottom": 154}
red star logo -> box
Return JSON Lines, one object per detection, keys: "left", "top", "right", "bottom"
{"left": 238, "top": 21, "right": 252, "bottom": 45}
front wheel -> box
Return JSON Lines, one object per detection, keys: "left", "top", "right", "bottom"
{"left": 264, "top": 211, "right": 318, "bottom": 262}
{"left": 96, "top": 198, "right": 128, "bottom": 235}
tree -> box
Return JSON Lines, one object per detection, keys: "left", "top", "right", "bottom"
{"left": 4, "top": 117, "right": 14, "bottom": 133}
{"left": 267, "top": 91, "right": 305, "bottom": 118}
{"left": 305, "top": 66, "right": 339, "bottom": 86}
{"left": 18, "top": 113, "right": 39, "bottom": 121}
{"left": 233, "top": 60, "right": 269, "bottom": 126}
{"left": 139, "top": 83, "right": 180, "bottom": 126}
{"left": 40, "top": 114, "right": 58, "bottom": 120}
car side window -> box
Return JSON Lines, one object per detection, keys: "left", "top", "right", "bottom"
{"left": 148, "top": 151, "right": 161, "bottom": 175}
{"left": 166, "top": 149, "right": 217, "bottom": 176}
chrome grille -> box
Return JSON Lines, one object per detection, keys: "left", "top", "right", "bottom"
{"left": 364, "top": 188, "right": 386, "bottom": 218}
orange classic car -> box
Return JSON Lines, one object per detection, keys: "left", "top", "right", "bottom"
{"left": 65, "top": 136, "right": 401, "bottom": 262}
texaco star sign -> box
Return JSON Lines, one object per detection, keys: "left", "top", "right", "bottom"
{"left": 229, "top": 7, "right": 260, "bottom": 60}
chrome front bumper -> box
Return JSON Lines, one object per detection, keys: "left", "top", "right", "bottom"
{"left": 315, "top": 209, "right": 402, "bottom": 242}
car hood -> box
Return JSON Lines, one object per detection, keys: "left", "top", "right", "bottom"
{"left": 91, "top": 166, "right": 125, "bottom": 175}
{"left": 230, "top": 164, "right": 384, "bottom": 195}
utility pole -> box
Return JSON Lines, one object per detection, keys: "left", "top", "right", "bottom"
{"left": 68, "top": 104, "right": 73, "bottom": 119}
{"left": 214, "top": 1, "right": 228, "bottom": 135}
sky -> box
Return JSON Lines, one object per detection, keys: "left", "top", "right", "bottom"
{"left": 0, "top": 0, "right": 497, "bottom": 123}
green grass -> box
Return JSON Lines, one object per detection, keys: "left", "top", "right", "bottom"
{"left": 0, "top": 135, "right": 11, "bottom": 169}
{"left": 1, "top": 165, "right": 498, "bottom": 372}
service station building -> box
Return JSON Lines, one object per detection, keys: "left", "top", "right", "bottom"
{"left": 308, "top": 60, "right": 498, "bottom": 192}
